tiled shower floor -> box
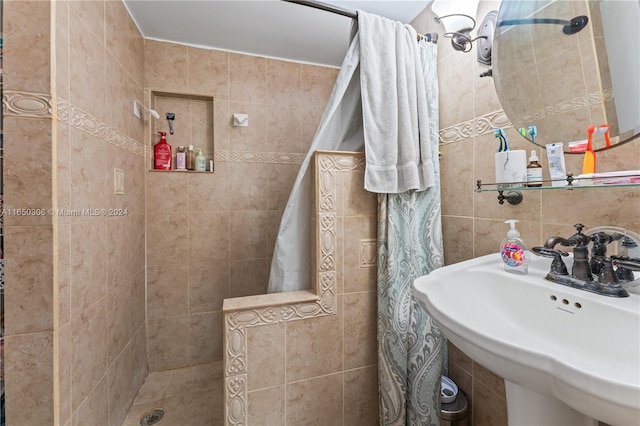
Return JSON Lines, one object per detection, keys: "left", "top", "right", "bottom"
{"left": 122, "top": 362, "right": 224, "bottom": 426}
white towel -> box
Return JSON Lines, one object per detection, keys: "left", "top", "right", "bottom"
{"left": 357, "top": 10, "right": 435, "bottom": 193}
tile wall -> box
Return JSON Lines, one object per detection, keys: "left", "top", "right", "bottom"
{"left": 143, "top": 40, "right": 338, "bottom": 371}
{"left": 223, "top": 152, "right": 379, "bottom": 426}
{"left": 3, "top": 1, "right": 147, "bottom": 425}
{"left": 412, "top": 1, "right": 640, "bottom": 425}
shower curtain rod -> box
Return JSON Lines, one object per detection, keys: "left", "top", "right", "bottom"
{"left": 282, "top": 0, "right": 438, "bottom": 43}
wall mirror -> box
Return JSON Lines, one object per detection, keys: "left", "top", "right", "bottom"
{"left": 493, "top": 0, "right": 640, "bottom": 153}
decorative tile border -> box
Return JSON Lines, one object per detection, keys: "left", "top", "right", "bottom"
{"left": 223, "top": 151, "right": 365, "bottom": 426}
{"left": 57, "top": 98, "right": 146, "bottom": 157}
{"left": 215, "top": 150, "right": 306, "bottom": 164}
{"left": 439, "top": 88, "right": 615, "bottom": 145}
{"left": 2, "top": 90, "right": 53, "bottom": 119}
{"left": 359, "top": 239, "right": 377, "bottom": 268}
{"left": 515, "top": 88, "right": 614, "bottom": 123}
{"left": 439, "top": 109, "right": 511, "bottom": 144}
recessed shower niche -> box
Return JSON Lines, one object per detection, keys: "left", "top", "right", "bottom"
{"left": 148, "top": 90, "right": 215, "bottom": 172}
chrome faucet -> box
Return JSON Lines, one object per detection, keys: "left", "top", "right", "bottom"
{"left": 532, "top": 224, "right": 637, "bottom": 298}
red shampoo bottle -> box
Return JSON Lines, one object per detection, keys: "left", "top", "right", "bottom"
{"left": 154, "top": 131, "right": 172, "bottom": 170}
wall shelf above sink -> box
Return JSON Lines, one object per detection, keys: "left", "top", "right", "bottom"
{"left": 476, "top": 172, "right": 640, "bottom": 205}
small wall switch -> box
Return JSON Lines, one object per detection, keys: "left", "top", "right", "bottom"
{"left": 233, "top": 113, "right": 249, "bottom": 127}
{"left": 114, "top": 168, "right": 124, "bottom": 195}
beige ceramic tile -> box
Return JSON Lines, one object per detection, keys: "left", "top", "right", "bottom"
{"left": 56, "top": 0, "right": 71, "bottom": 101}
{"left": 344, "top": 366, "right": 379, "bottom": 426}
{"left": 286, "top": 296, "right": 343, "bottom": 382}
{"left": 189, "top": 260, "right": 230, "bottom": 313}
{"left": 58, "top": 223, "right": 72, "bottom": 326}
{"left": 286, "top": 373, "right": 344, "bottom": 426}
{"left": 71, "top": 299, "right": 108, "bottom": 411}
{"left": 437, "top": 47, "right": 475, "bottom": 128}
{"left": 188, "top": 163, "right": 229, "bottom": 212}
{"left": 541, "top": 187, "right": 640, "bottom": 232}
{"left": 3, "top": 117, "right": 52, "bottom": 226}
{"left": 267, "top": 59, "right": 301, "bottom": 107}
{"left": 341, "top": 170, "right": 377, "bottom": 217}
{"left": 69, "top": 0, "right": 105, "bottom": 43}
{"left": 147, "top": 316, "right": 190, "bottom": 371}
{"left": 248, "top": 386, "right": 286, "bottom": 426}
{"left": 247, "top": 322, "right": 286, "bottom": 391}
{"left": 230, "top": 211, "right": 268, "bottom": 260}
{"left": 267, "top": 209, "right": 284, "bottom": 258}
{"left": 130, "top": 268, "right": 147, "bottom": 336}
{"left": 3, "top": 1, "right": 51, "bottom": 93}
{"left": 3, "top": 332, "right": 54, "bottom": 425}
{"left": 188, "top": 46, "right": 229, "bottom": 99}
{"left": 106, "top": 215, "right": 144, "bottom": 289}
{"left": 448, "top": 341, "right": 472, "bottom": 374}
{"left": 300, "top": 63, "right": 336, "bottom": 109}
{"left": 146, "top": 212, "right": 190, "bottom": 266}
{"left": 300, "top": 104, "right": 325, "bottom": 152}
{"left": 188, "top": 211, "right": 230, "bottom": 264}
{"left": 442, "top": 216, "right": 474, "bottom": 266}
{"left": 59, "top": 322, "right": 72, "bottom": 425}
{"left": 146, "top": 170, "right": 189, "bottom": 213}
{"left": 69, "top": 129, "right": 107, "bottom": 216}
{"left": 147, "top": 263, "right": 189, "bottom": 319}
{"left": 106, "top": 281, "right": 131, "bottom": 365}
{"left": 188, "top": 312, "right": 223, "bottom": 364}
{"left": 229, "top": 162, "right": 268, "bottom": 210}
{"left": 144, "top": 40, "right": 188, "bottom": 92}
{"left": 344, "top": 291, "right": 377, "bottom": 369}
{"left": 105, "top": 54, "right": 131, "bottom": 136}
{"left": 343, "top": 216, "right": 377, "bottom": 293}
{"left": 441, "top": 140, "right": 474, "bottom": 217}
{"left": 72, "top": 376, "right": 109, "bottom": 426}
{"left": 473, "top": 362, "right": 506, "bottom": 399}
{"left": 70, "top": 219, "right": 108, "bottom": 316}
{"left": 56, "top": 122, "right": 72, "bottom": 224}
{"left": 3, "top": 226, "right": 54, "bottom": 335}
{"left": 267, "top": 164, "right": 299, "bottom": 211}
{"left": 214, "top": 99, "right": 230, "bottom": 151}
{"left": 132, "top": 370, "right": 172, "bottom": 404}
{"left": 473, "top": 381, "right": 508, "bottom": 426}
{"left": 164, "top": 361, "right": 223, "bottom": 398}
{"left": 229, "top": 259, "right": 270, "bottom": 298}
{"left": 227, "top": 101, "right": 267, "bottom": 152}
{"left": 190, "top": 99, "right": 215, "bottom": 159}
{"left": 266, "top": 105, "right": 302, "bottom": 153}
{"left": 229, "top": 53, "right": 267, "bottom": 104}
{"left": 69, "top": 10, "right": 105, "bottom": 120}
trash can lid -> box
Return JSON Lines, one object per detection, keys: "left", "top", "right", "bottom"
{"left": 441, "top": 390, "right": 468, "bottom": 421}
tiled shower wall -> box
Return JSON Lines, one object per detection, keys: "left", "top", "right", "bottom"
{"left": 143, "top": 40, "right": 338, "bottom": 371}
{"left": 412, "top": 1, "right": 640, "bottom": 425}
{"left": 3, "top": 1, "right": 147, "bottom": 425}
{"left": 223, "top": 152, "right": 378, "bottom": 426}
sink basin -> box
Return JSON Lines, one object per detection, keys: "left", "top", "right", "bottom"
{"left": 413, "top": 253, "right": 640, "bottom": 426}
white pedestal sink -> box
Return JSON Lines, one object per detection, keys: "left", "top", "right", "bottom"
{"left": 413, "top": 254, "right": 640, "bottom": 426}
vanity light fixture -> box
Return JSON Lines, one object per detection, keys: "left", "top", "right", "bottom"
{"left": 431, "top": 0, "right": 484, "bottom": 53}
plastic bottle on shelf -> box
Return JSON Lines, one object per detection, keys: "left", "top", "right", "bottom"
{"left": 195, "top": 149, "right": 206, "bottom": 172}
{"left": 176, "top": 146, "right": 186, "bottom": 170}
{"left": 153, "top": 131, "right": 172, "bottom": 170}
{"left": 186, "top": 145, "right": 195, "bottom": 171}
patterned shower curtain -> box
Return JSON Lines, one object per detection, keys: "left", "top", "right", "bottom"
{"left": 377, "top": 40, "right": 445, "bottom": 426}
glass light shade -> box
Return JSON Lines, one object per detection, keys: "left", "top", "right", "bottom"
{"left": 431, "top": 0, "right": 480, "bottom": 33}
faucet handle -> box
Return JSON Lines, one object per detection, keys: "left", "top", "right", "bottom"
{"left": 563, "top": 223, "right": 590, "bottom": 247}
{"left": 532, "top": 247, "right": 569, "bottom": 275}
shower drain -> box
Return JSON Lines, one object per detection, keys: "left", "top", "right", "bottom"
{"left": 140, "top": 408, "right": 165, "bottom": 426}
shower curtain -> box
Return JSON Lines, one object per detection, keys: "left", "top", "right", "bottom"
{"left": 376, "top": 40, "right": 444, "bottom": 426}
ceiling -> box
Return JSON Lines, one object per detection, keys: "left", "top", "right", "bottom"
{"left": 123, "top": 1, "right": 432, "bottom": 67}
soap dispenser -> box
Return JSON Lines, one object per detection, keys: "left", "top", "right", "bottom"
{"left": 501, "top": 219, "right": 530, "bottom": 274}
